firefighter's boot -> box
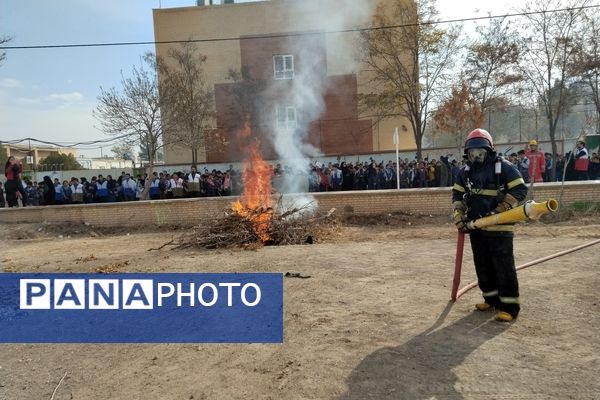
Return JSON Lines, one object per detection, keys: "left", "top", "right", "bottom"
{"left": 495, "top": 311, "right": 514, "bottom": 322}
{"left": 475, "top": 303, "right": 494, "bottom": 311}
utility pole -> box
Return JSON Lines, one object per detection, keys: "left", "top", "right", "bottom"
{"left": 519, "top": 110, "right": 522, "bottom": 142}
{"left": 393, "top": 127, "right": 400, "bottom": 190}
{"left": 28, "top": 138, "right": 36, "bottom": 176}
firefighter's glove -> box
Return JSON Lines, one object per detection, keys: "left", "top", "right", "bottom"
{"left": 494, "top": 193, "right": 518, "bottom": 214}
{"left": 453, "top": 210, "right": 469, "bottom": 232}
{"left": 453, "top": 201, "right": 467, "bottom": 212}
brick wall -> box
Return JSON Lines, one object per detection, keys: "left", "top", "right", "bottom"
{"left": 0, "top": 181, "right": 598, "bottom": 228}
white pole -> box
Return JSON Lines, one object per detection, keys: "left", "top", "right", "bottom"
{"left": 393, "top": 127, "right": 400, "bottom": 190}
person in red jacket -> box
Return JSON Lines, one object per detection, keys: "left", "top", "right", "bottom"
{"left": 4, "top": 156, "right": 25, "bottom": 207}
{"left": 524, "top": 140, "right": 545, "bottom": 183}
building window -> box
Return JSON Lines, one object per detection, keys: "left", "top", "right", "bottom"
{"left": 273, "top": 54, "right": 294, "bottom": 80}
{"left": 276, "top": 105, "right": 297, "bottom": 130}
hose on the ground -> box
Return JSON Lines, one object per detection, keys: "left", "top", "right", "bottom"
{"left": 456, "top": 238, "right": 600, "bottom": 299}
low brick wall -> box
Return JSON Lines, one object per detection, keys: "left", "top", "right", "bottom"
{"left": 0, "top": 181, "right": 598, "bottom": 228}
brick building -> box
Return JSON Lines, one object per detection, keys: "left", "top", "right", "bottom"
{"left": 153, "top": 0, "right": 416, "bottom": 164}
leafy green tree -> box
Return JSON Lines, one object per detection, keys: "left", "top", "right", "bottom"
{"left": 39, "top": 153, "right": 83, "bottom": 170}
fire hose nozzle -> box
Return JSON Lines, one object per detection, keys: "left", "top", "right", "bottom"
{"left": 524, "top": 198, "right": 559, "bottom": 219}
{"left": 466, "top": 198, "right": 559, "bottom": 230}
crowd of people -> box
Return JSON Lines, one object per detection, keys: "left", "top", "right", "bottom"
{"left": 306, "top": 157, "right": 458, "bottom": 192}
{"left": 510, "top": 139, "right": 599, "bottom": 183}
{"left": 305, "top": 140, "right": 598, "bottom": 192}
{"left": 0, "top": 159, "right": 236, "bottom": 208}
{"left": 1, "top": 141, "right": 598, "bottom": 208}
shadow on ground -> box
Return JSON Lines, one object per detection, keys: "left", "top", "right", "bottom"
{"left": 340, "top": 303, "right": 509, "bottom": 399}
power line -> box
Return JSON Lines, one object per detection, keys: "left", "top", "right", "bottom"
{"left": 0, "top": 133, "right": 132, "bottom": 148}
{"left": 2, "top": 4, "right": 599, "bottom": 51}
{"left": 1, "top": 96, "right": 598, "bottom": 150}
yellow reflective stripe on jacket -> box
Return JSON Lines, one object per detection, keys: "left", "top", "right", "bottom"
{"left": 507, "top": 177, "right": 525, "bottom": 189}
{"left": 469, "top": 188, "right": 498, "bottom": 196}
{"left": 499, "top": 296, "right": 520, "bottom": 304}
{"left": 453, "top": 183, "right": 465, "bottom": 193}
{"left": 482, "top": 290, "right": 499, "bottom": 297}
{"left": 481, "top": 225, "right": 515, "bottom": 232}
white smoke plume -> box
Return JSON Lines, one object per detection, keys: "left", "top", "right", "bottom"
{"left": 265, "top": 0, "right": 377, "bottom": 210}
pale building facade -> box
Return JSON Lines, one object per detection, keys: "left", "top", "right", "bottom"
{"left": 3, "top": 144, "right": 77, "bottom": 166}
{"left": 74, "top": 157, "right": 133, "bottom": 170}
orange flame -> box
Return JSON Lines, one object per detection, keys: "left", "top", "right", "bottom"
{"left": 232, "top": 118, "right": 273, "bottom": 242}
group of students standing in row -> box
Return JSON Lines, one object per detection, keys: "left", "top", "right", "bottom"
{"left": 2, "top": 141, "right": 597, "bottom": 208}
{"left": 1, "top": 159, "right": 237, "bottom": 208}
{"left": 145, "top": 167, "right": 234, "bottom": 200}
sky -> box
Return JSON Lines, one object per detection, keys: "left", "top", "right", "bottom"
{"left": 0, "top": 0, "right": 522, "bottom": 158}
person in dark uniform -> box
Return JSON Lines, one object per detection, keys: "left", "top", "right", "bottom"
{"left": 452, "top": 129, "right": 528, "bottom": 322}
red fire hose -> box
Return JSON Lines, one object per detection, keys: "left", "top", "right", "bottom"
{"left": 451, "top": 232, "right": 465, "bottom": 301}
{"left": 454, "top": 238, "right": 600, "bottom": 300}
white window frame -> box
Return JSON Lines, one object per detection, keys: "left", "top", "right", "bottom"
{"left": 276, "top": 105, "right": 297, "bottom": 130}
{"left": 273, "top": 54, "right": 294, "bottom": 80}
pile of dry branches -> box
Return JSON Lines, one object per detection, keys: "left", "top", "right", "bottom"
{"left": 163, "top": 204, "right": 338, "bottom": 250}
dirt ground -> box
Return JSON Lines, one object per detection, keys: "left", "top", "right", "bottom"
{"left": 0, "top": 214, "right": 599, "bottom": 400}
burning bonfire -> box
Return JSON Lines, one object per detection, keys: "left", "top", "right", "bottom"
{"left": 231, "top": 119, "right": 274, "bottom": 242}
{"left": 167, "top": 119, "right": 337, "bottom": 250}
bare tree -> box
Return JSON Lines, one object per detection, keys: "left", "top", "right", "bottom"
{"left": 358, "top": 0, "right": 461, "bottom": 160}
{"left": 465, "top": 17, "right": 521, "bottom": 112}
{"left": 572, "top": 10, "right": 600, "bottom": 135}
{"left": 1, "top": 35, "right": 11, "bottom": 65}
{"left": 224, "top": 66, "right": 267, "bottom": 131}
{"left": 517, "top": 0, "right": 588, "bottom": 181}
{"left": 432, "top": 82, "right": 486, "bottom": 153}
{"left": 111, "top": 143, "right": 136, "bottom": 167}
{"left": 155, "top": 43, "right": 220, "bottom": 165}
{"left": 94, "top": 56, "right": 168, "bottom": 197}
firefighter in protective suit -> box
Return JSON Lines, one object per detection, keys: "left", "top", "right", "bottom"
{"left": 452, "top": 129, "right": 528, "bottom": 322}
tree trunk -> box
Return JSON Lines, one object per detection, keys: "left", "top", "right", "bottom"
{"left": 549, "top": 119, "right": 557, "bottom": 182}
{"left": 414, "top": 118, "right": 423, "bottom": 160}
{"left": 191, "top": 148, "right": 198, "bottom": 166}
{"left": 551, "top": 140, "right": 558, "bottom": 183}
